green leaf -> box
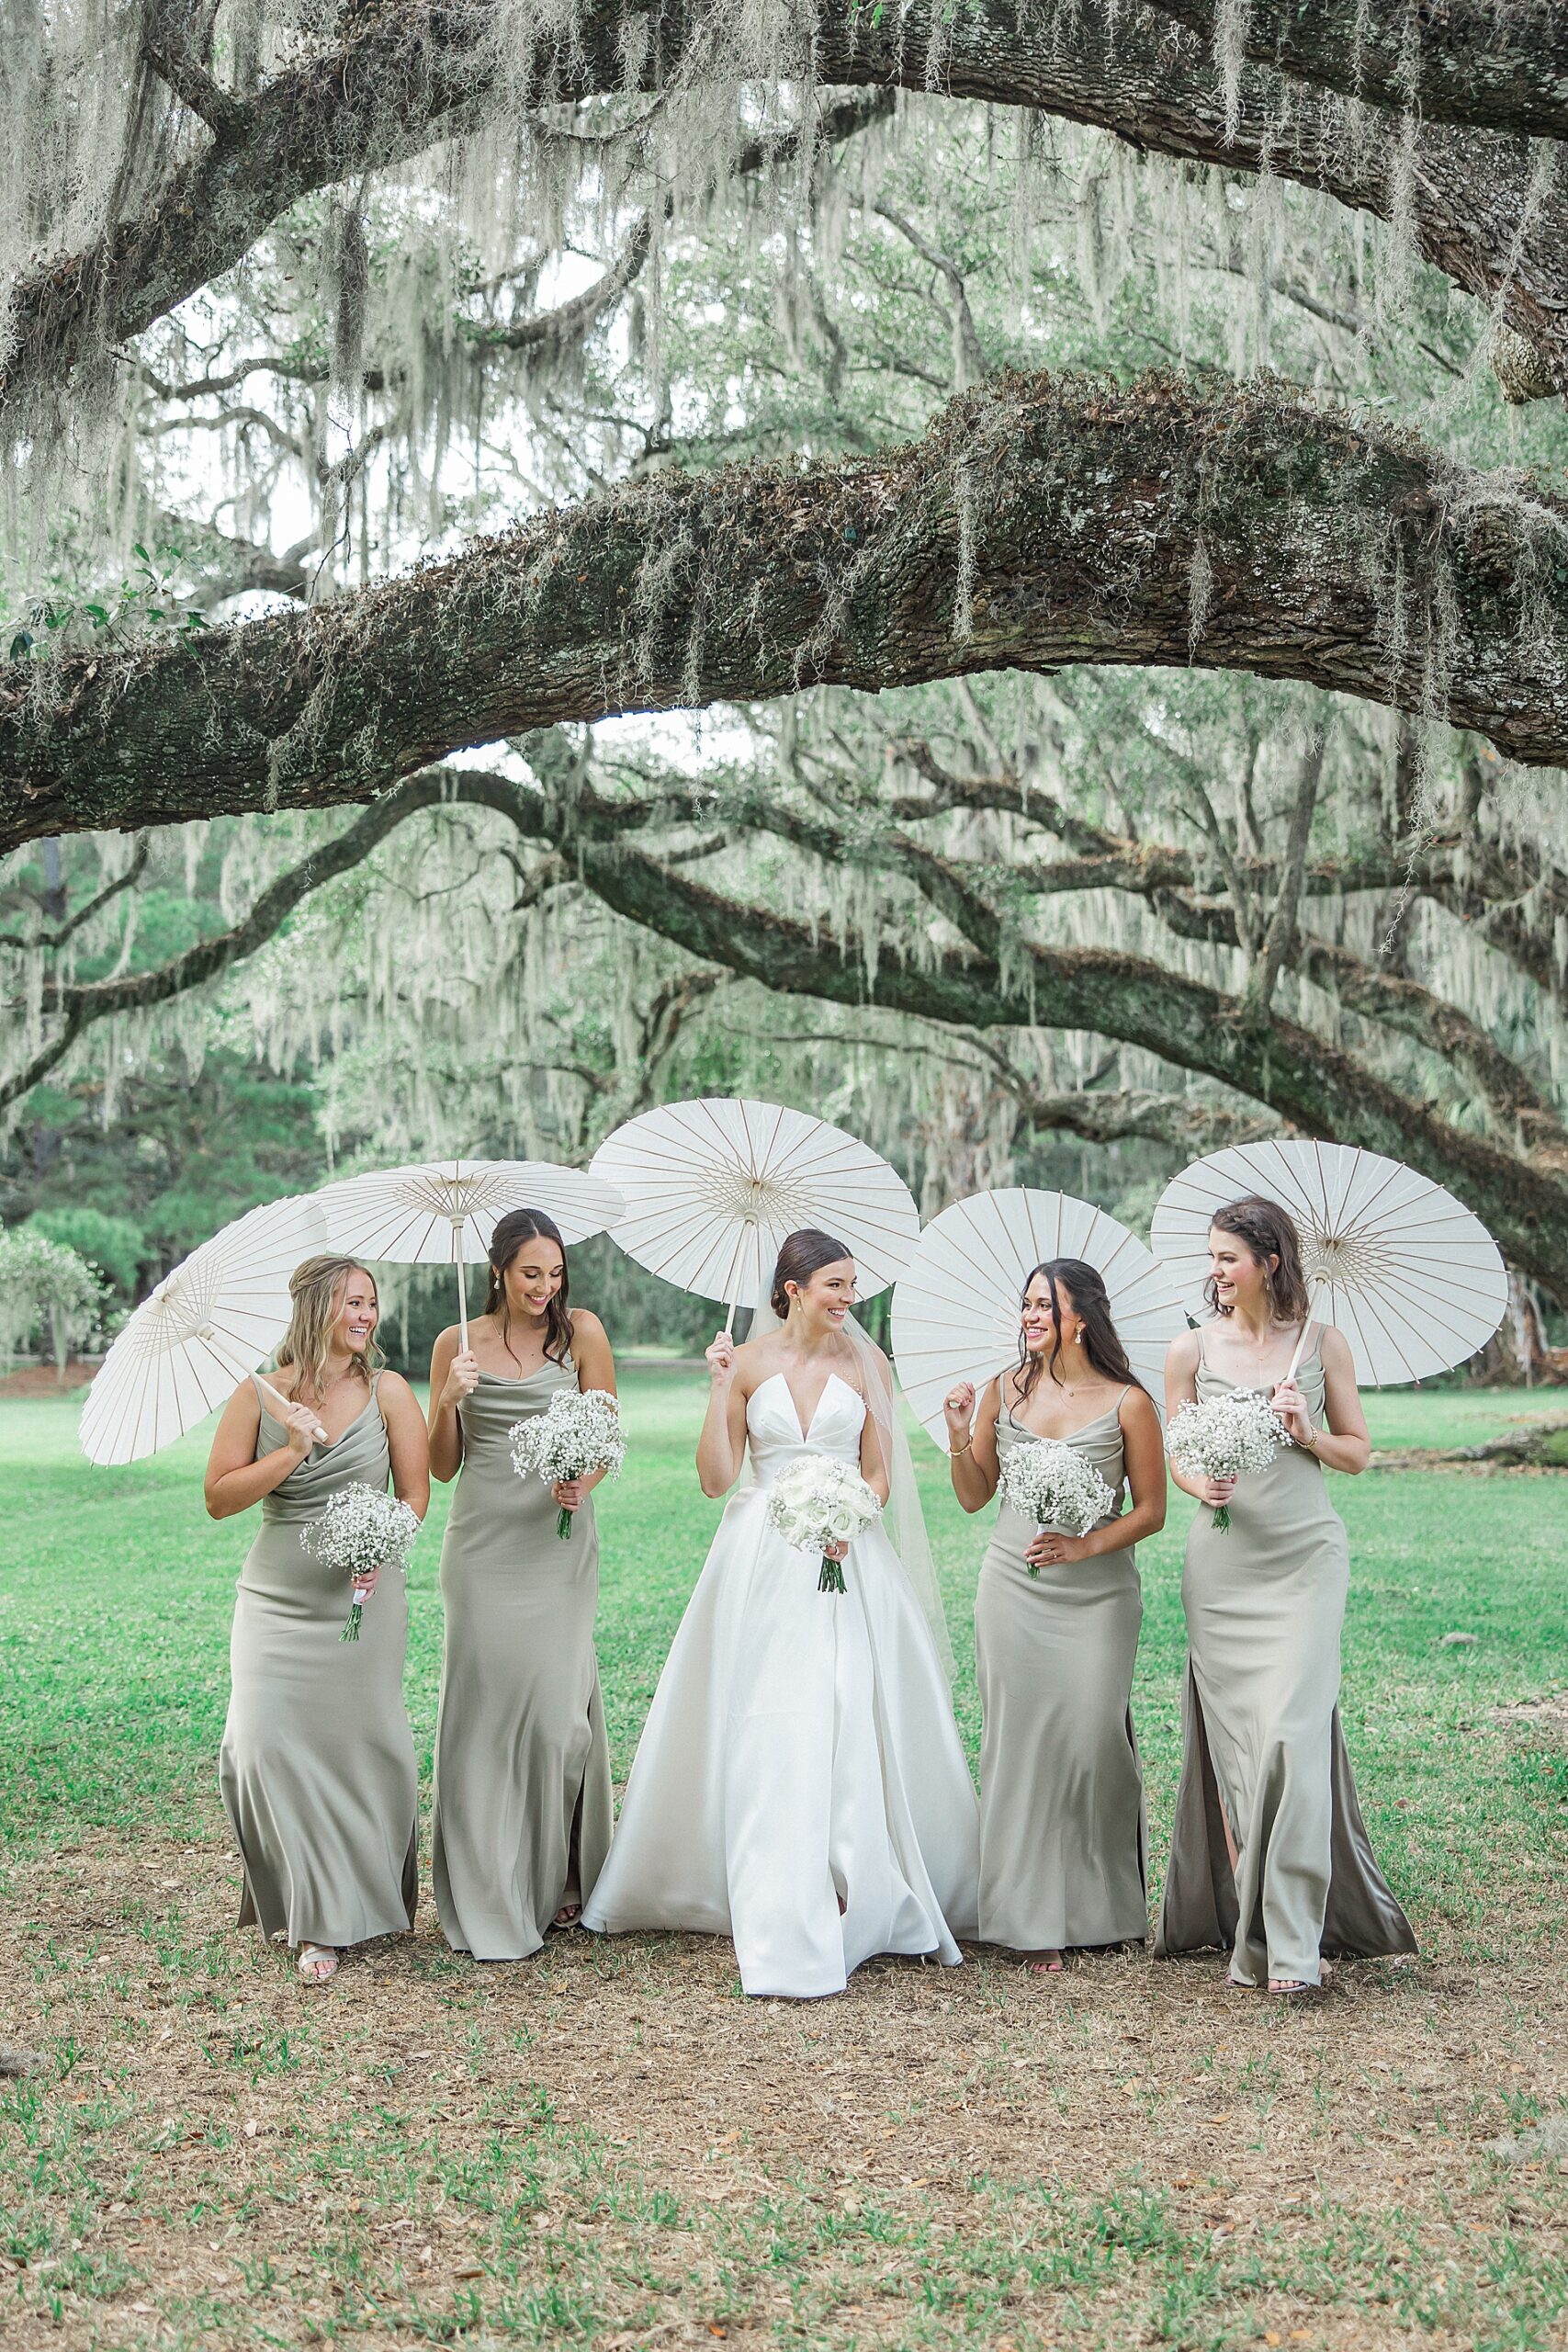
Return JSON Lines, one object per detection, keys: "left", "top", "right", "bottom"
{"left": 84, "top": 603, "right": 111, "bottom": 627}
{"left": 8, "top": 629, "right": 33, "bottom": 659}
{"left": 131, "top": 542, "right": 151, "bottom": 563}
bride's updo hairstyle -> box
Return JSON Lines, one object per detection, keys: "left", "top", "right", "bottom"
{"left": 1016, "top": 1256, "right": 1144, "bottom": 1406}
{"left": 485, "top": 1207, "right": 572, "bottom": 1368}
{"left": 1205, "top": 1195, "right": 1311, "bottom": 1324}
{"left": 770, "top": 1228, "right": 853, "bottom": 1321}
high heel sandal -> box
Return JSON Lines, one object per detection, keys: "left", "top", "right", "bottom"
{"left": 296, "top": 1942, "right": 339, "bottom": 1984}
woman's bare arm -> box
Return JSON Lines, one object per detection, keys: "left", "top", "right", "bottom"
{"left": 204, "top": 1379, "right": 314, "bottom": 1520}
{"left": 1275, "top": 1325, "right": 1370, "bottom": 1474}
{"left": 379, "top": 1372, "right": 431, "bottom": 1518}
{"left": 696, "top": 1333, "right": 752, "bottom": 1497}
{"left": 1165, "top": 1328, "right": 1227, "bottom": 1505}
{"left": 426, "top": 1328, "right": 471, "bottom": 1483}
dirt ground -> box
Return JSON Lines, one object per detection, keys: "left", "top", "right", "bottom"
{"left": 4, "top": 1826, "right": 1565, "bottom": 2352}
{"left": 0, "top": 1360, "right": 96, "bottom": 1398}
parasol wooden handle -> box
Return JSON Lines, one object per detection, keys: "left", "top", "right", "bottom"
{"left": 258, "top": 1375, "right": 328, "bottom": 1444}
{"left": 724, "top": 1299, "right": 739, "bottom": 1337}
{"left": 1282, "top": 1276, "right": 1327, "bottom": 1386}
{"left": 453, "top": 1163, "right": 468, "bottom": 1353}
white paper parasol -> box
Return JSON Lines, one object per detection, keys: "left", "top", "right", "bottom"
{"left": 315, "top": 1159, "right": 626, "bottom": 1348}
{"left": 589, "top": 1098, "right": 921, "bottom": 1323}
{"left": 1149, "top": 1139, "right": 1507, "bottom": 1385}
{"left": 80, "top": 1193, "right": 333, "bottom": 1464}
{"left": 891, "top": 1187, "right": 1188, "bottom": 1452}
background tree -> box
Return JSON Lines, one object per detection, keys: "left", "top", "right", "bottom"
{"left": 2, "top": 2, "right": 1565, "bottom": 1364}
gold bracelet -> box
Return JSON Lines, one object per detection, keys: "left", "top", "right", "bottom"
{"left": 951, "top": 1438, "right": 973, "bottom": 1457}
{"left": 1298, "top": 1426, "right": 1320, "bottom": 1453}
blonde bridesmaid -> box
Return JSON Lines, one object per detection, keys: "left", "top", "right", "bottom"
{"left": 947, "top": 1259, "right": 1166, "bottom": 1972}
{"left": 207, "top": 1257, "right": 429, "bottom": 1985}
{"left": 427, "top": 1208, "right": 615, "bottom": 1960}
{"left": 944, "top": 1261, "right": 1166, "bottom": 1975}
{"left": 1156, "top": 1196, "right": 1416, "bottom": 1995}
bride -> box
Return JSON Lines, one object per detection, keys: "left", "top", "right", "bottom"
{"left": 581, "top": 1228, "right": 979, "bottom": 1998}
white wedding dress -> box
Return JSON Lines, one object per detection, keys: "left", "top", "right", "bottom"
{"left": 581, "top": 1371, "right": 980, "bottom": 1998}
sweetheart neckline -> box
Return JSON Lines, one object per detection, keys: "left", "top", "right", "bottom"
{"left": 755, "top": 1368, "right": 856, "bottom": 1445}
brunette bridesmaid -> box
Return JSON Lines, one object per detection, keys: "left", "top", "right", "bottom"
{"left": 207, "top": 1257, "right": 429, "bottom": 1985}
{"left": 946, "top": 1259, "right": 1166, "bottom": 1971}
{"left": 427, "top": 1209, "right": 615, "bottom": 1960}
{"left": 1156, "top": 1196, "right": 1416, "bottom": 1995}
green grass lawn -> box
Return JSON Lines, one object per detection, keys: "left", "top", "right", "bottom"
{"left": 4, "top": 1374, "right": 1563, "bottom": 1907}
{"left": 2, "top": 1374, "right": 1565, "bottom": 2351}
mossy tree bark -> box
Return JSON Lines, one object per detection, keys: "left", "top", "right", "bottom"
{"left": 7, "top": 372, "right": 1568, "bottom": 850}
{"left": 1143, "top": 0, "right": 1568, "bottom": 141}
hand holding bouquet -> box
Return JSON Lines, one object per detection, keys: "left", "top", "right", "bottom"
{"left": 766, "top": 1453, "right": 883, "bottom": 1594}
{"left": 1165, "top": 1389, "right": 1288, "bottom": 1532}
{"left": 510, "top": 1386, "right": 626, "bottom": 1539}
{"left": 305, "top": 1483, "right": 423, "bottom": 1640}
{"left": 998, "top": 1439, "right": 1116, "bottom": 1575}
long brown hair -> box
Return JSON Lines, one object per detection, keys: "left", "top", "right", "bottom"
{"left": 770, "top": 1228, "right": 853, "bottom": 1320}
{"left": 484, "top": 1208, "right": 572, "bottom": 1369}
{"left": 275, "top": 1256, "right": 380, "bottom": 1399}
{"left": 1014, "top": 1257, "right": 1143, "bottom": 1407}
{"left": 1204, "top": 1195, "right": 1311, "bottom": 1324}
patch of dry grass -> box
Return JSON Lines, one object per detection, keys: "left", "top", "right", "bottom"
{"left": 3, "top": 1825, "right": 1566, "bottom": 2351}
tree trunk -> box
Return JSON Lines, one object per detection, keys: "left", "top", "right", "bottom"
{"left": 1467, "top": 1272, "right": 1566, "bottom": 1387}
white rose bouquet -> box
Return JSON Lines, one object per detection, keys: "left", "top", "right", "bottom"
{"left": 998, "top": 1439, "right": 1116, "bottom": 1575}
{"left": 766, "top": 1453, "right": 883, "bottom": 1594}
{"left": 509, "top": 1386, "right": 626, "bottom": 1539}
{"left": 1165, "top": 1389, "right": 1289, "bottom": 1532}
{"left": 305, "top": 1484, "right": 423, "bottom": 1641}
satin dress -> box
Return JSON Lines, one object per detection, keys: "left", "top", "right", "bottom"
{"left": 219, "top": 1375, "right": 419, "bottom": 1949}
{"left": 581, "top": 1372, "right": 979, "bottom": 1998}
{"left": 431, "top": 1358, "right": 613, "bottom": 1959}
{"left": 1156, "top": 1329, "right": 1416, "bottom": 1985}
{"left": 976, "top": 1396, "right": 1146, "bottom": 1952}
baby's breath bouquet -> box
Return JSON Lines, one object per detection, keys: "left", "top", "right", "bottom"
{"left": 998, "top": 1439, "right": 1116, "bottom": 1574}
{"left": 1166, "top": 1390, "right": 1289, "bottom": 1532}
{"left": 509, "top": 1386, "right": 626, "bottom": 1538}
{"left": 765, "top": 1453, "right": 883, "bottom": 1594}
{"left": 305, "top": 1484, "right": 423, "bottom": 1641}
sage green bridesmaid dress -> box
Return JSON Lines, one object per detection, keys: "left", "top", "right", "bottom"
{"left": 219, "top": 1375, "right": 419, "bottom": 1948}
{"left": 431, "top": 1358, "right": 614, "bottom": 1960}
{"left": 1156, "top": 1328, "right": 1416, "bottom": 1986}
{"left": 975, "top": 1395, "right": 1147, "bottom": 1952}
